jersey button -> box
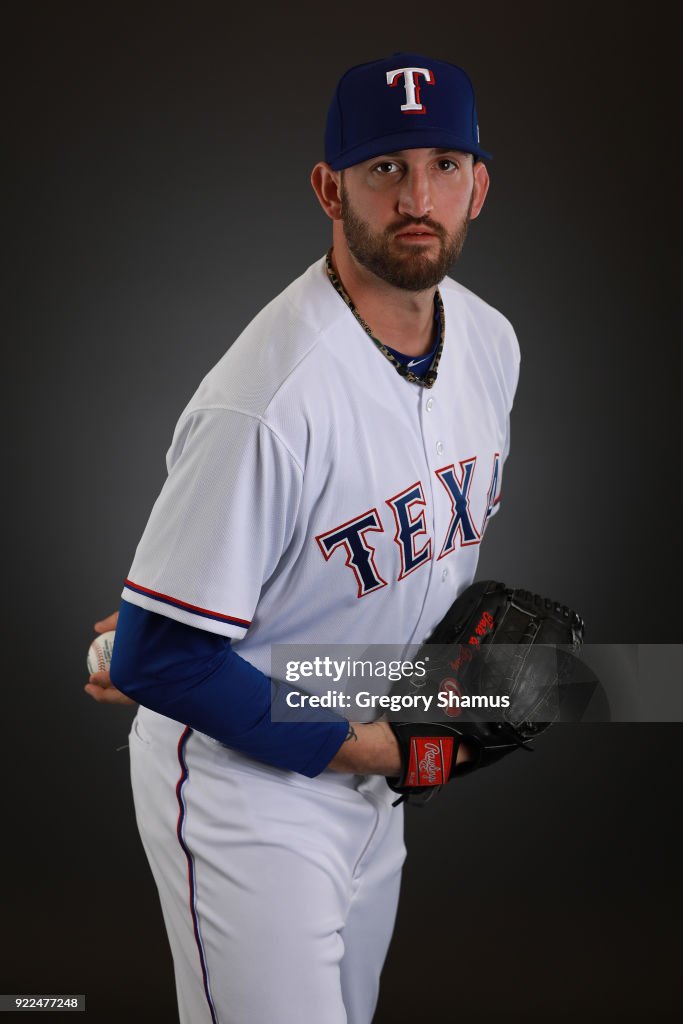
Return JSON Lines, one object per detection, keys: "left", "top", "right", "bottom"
{"left": 441, "top": 568, "right": 449, "bottom": 582}
{"left": 436, "top": 440, "right": 444, "bottom": 456}
{"left": 426, "top": 398, "right": 434, "bottom": 412}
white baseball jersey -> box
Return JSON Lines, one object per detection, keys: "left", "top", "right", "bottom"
{"left": 122, "top": 255, "right": 519, "bottom": 682}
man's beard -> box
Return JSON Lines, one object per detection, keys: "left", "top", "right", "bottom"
{"left": 340, "top": 182, "right": 473, "bottom": 292}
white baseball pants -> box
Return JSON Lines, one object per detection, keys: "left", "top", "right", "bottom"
{"left": 129, "top": 707, "right": 406, "bottom": 1024}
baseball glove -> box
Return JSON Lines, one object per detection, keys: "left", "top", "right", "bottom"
{"left": 387, "top": 580, "right": 584, "bottom": 803}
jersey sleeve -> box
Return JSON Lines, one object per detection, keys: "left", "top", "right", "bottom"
{"left": 122, "top": 406, "right": 302, "bottom": 640}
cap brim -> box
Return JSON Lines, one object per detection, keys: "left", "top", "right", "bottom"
{"left": 329, "top": 128, "right": 492, "bottom": 169}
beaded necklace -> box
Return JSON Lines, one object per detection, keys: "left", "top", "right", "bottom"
{"left": 324, "top": 250, "right": 444, "bottom": 389}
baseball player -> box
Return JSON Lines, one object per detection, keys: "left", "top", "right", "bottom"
{"left": 86, "top": 53, "right": 519, "bottom": 1023}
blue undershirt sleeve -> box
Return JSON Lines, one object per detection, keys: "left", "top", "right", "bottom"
{"left": 109, "top": 599, "right": 348, "bottom": 777}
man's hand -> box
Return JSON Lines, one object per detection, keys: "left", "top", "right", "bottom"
{"left": 84, "top": 610, "right": 136, "bottom": 706}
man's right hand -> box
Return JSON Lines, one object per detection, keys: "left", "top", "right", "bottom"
{"left": 84, "top": 610, "right": 137, "bottom": 706}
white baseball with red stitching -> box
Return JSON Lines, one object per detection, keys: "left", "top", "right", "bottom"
{"left": 87, "top": 630, "right": 116, "bottom": 675}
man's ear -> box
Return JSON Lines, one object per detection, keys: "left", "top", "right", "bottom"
{"left": 311, "top": 163, "right": 343, "bottom": 221}
{"left": 469, "top": 160, "right": 490, "bottom": 220}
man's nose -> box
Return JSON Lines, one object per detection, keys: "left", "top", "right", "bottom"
{"left": 397, "top": 168, "right": 433, "bottom": 220}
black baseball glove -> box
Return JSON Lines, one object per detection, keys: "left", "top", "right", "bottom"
{"left": 387, "top": 580, "right": 585, "bottom": 803}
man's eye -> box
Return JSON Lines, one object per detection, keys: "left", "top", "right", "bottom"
{"left": 373, "top": 162, "right": 399, "bottom": 175}
{"left": 437, "top": 159, "right": 458, "bottom": 171}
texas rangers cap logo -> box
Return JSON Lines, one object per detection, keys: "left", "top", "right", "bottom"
{"left": 386, "top": 66, "right": 435, "bottom": 115}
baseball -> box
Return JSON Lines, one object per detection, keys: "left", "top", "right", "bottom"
{"left": 87, "top": 630, "right": 117, "bottom": 676}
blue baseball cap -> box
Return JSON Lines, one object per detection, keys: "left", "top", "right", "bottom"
{"left": 325, "top": 52, "right": 492, "bottom": 170}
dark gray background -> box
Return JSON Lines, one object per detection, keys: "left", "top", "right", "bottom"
{"left": 4, "top": 2, "right": 680, "bottom": 1021}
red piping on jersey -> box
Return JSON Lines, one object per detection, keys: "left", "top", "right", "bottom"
{"left": 124, "top": 578, "right": 250, "bottom": 627}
